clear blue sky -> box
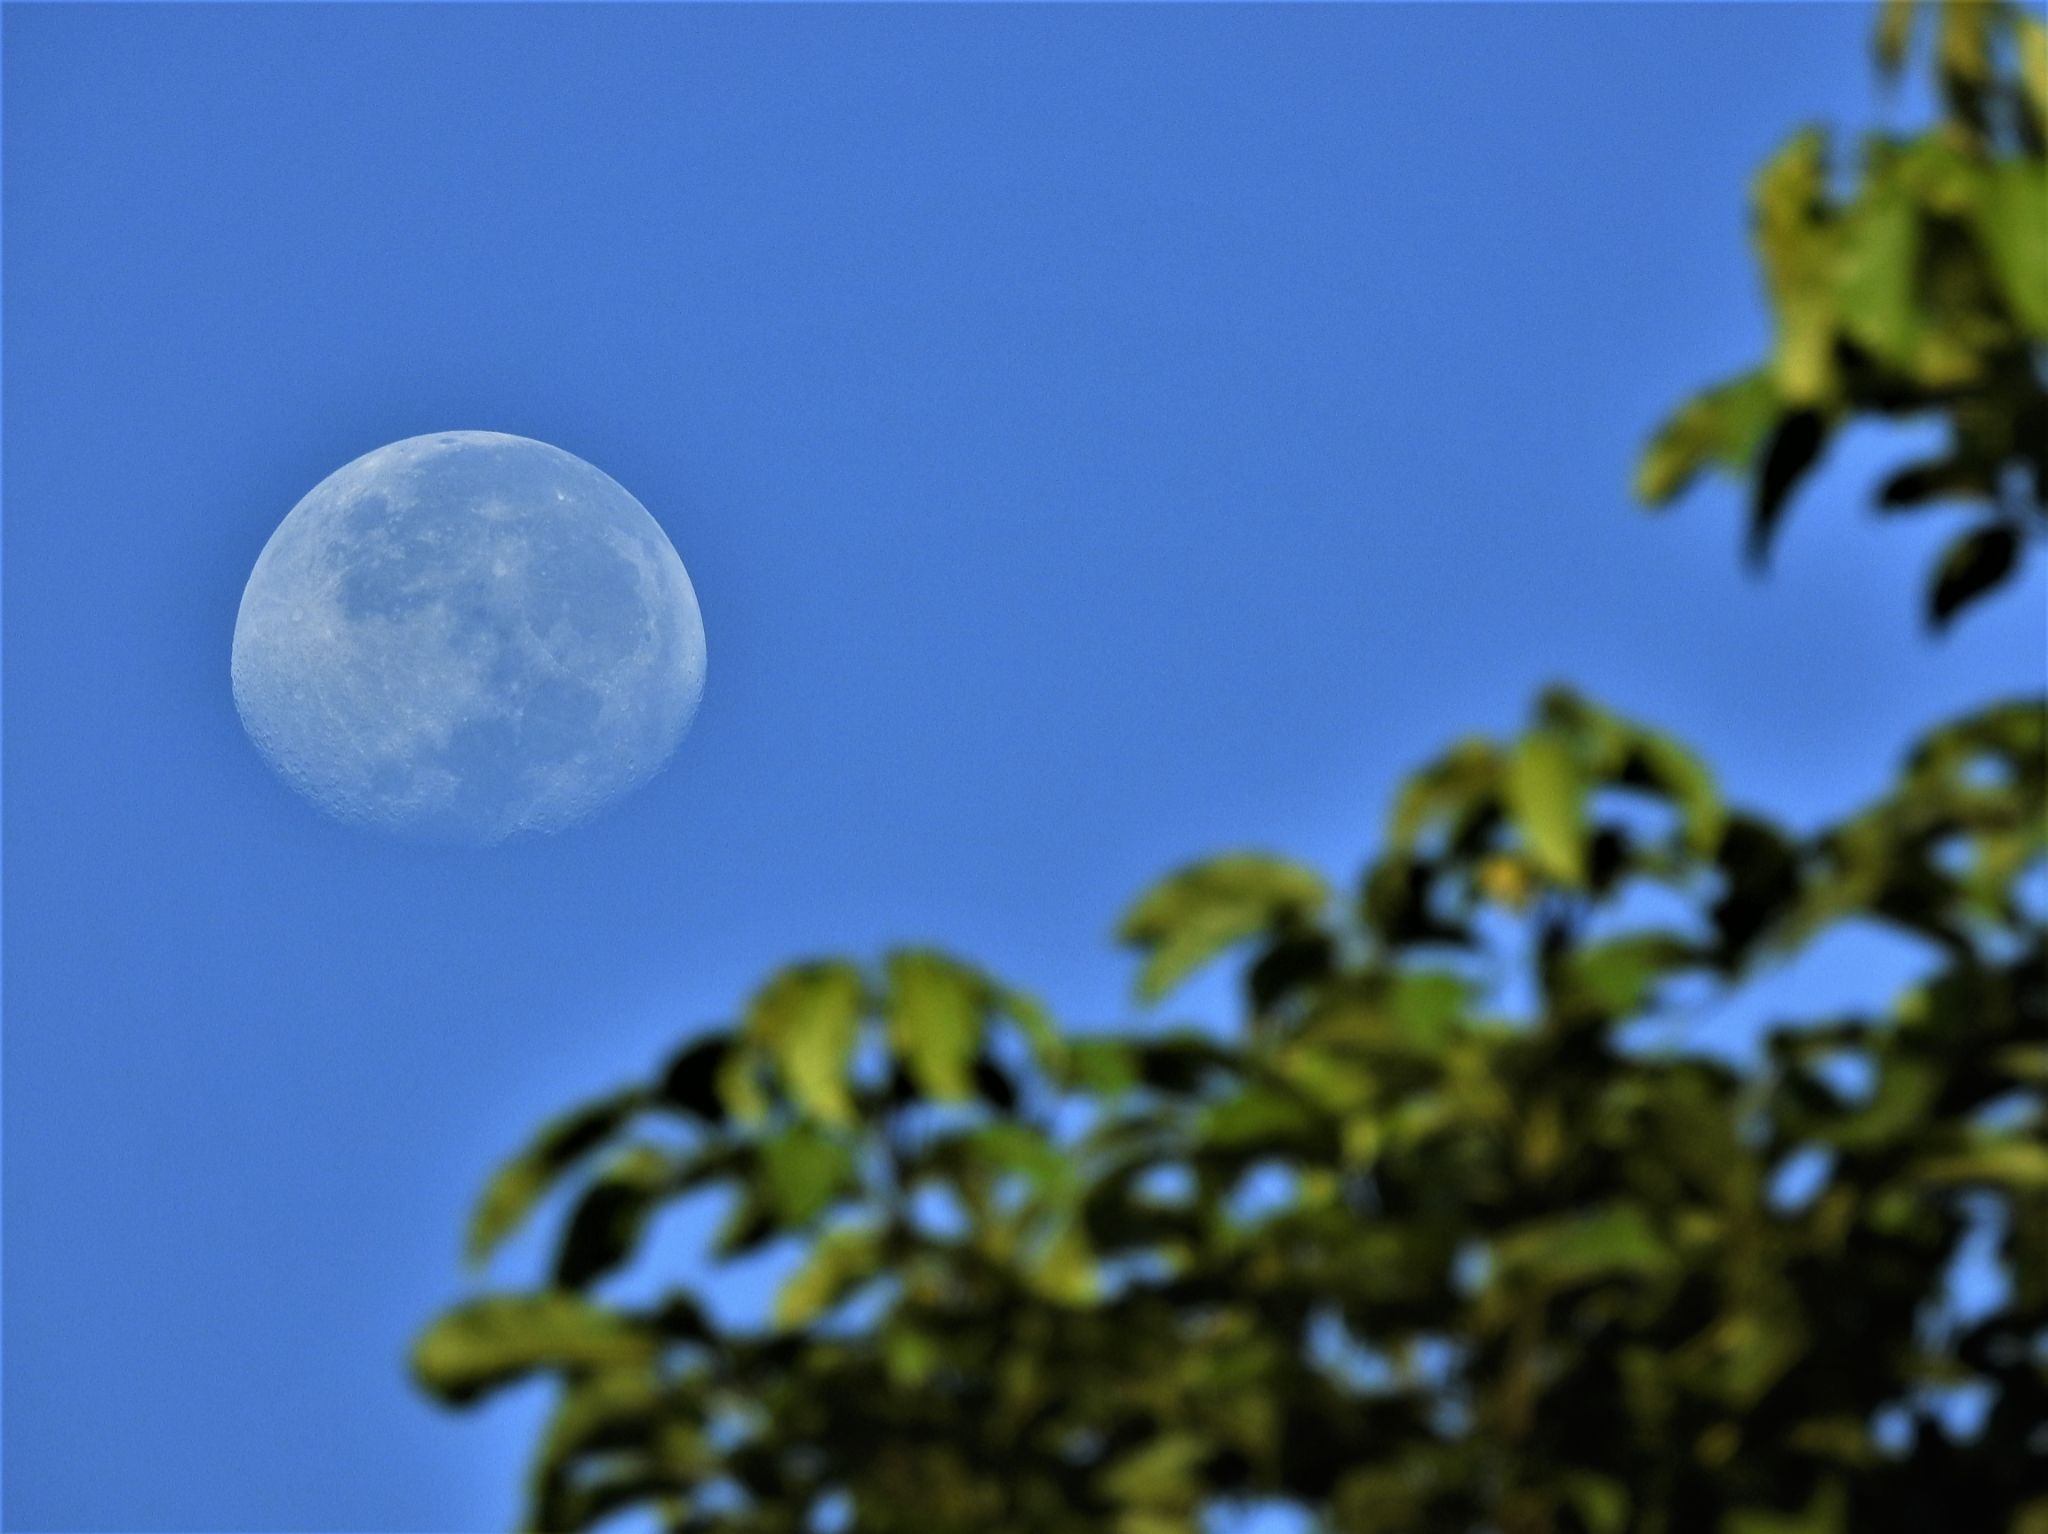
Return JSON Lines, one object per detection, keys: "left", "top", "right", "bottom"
{"left": 3, "top": 5, "right": 2040, "bottom": 1531}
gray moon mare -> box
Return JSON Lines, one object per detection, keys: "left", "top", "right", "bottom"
{"left": 231, "top": 431, "right": 706, "bottom": 845}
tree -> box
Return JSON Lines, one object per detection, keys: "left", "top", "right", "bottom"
{"left": 1637, "top": 0, "right": 2046, "bottom": 626}
{"left": 415, "top": 4, "right": 2047, "bottom": 1531}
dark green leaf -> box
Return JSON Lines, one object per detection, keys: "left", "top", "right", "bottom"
{"left": 1247, "top": 930, "right": 1336, "bottom": 1014}
{"left": 1928, "top": 523, "right": 2021, "bottom": 629}
{"left": 971, "top": 1054, "right": 1019, "bottom": 1111}
{"left": 759, "top": 1122, "right": 858, "bottom": 1227}
{"left": 1493, "top": 1204, "right": 1674, "bottom": 1290}
{"left": 553, "top": 1147, "right": 674, "bottom": 1291}
{"left": 656, "top": 1036, "right": 732, "bottom": 1121}
{"left": 467, "top": 1090, "right": 644, "bottom": 1269}
{"left": 1559, "top": 933, "right": 1698, "bottom": 1018}
{"left": 1877, "top": 455, "right": 2000, "bottom": 510}
{"left": 1712, "top": 815, "right": 1805, "bottom": 966}
{"left": 1750, "top": 409, "right": 1830, "bottom": 566}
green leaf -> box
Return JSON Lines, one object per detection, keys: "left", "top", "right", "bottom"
{"left": 775, "top": 1224, "right": 885, "bottom": 1329}
{"left": 886, "top": 949, "right": 985, "bottom": 1102}
{"left": 1134, "top": 1034, "right": 1239, "bottom": 1095}
{"left": 1383, "top": 969, "right": 1473, "bottom": 1045}
{"left": 527, "top": 1370, "right": 701, "bottom": 1533}
{"left": 1561, "top": 933, "right": 1697, "bottom": 1017}
{"left": 412, "top": 1295, "right": 654, "bottom": 1406}
{"left": 1202, "top": 1084, "right": 1319, "bottom": 1149}
{"left": 759, "top": 1122, "right": 858, "bottom": 1226}
{"left": 1494, "top": 1204, "right": 1674, "bottom": 1290}
{"left": 1065, "top": 1037, "right": 1141, "bottom": 1095}
{"left": 714, "top": 1041, "right": 770, "bottom": 1124}
{"left": 743, "top": 961, "right": 865, "bottom": 1125}
{"left": 1630, "top": 729, "right": 1726, "bottom": 854}
{"left": 553, "top": 1146, "right": 674, "bottom": 1291}
{"left": 1636, "top": 371, "right": 1778, "bottom": 506}
{"left": 2020, "top": 14, "right": 2048, "bottom": 137}
{"left": 1389, "top": 737, "right": 1501, "bottom": 849}
{"left": 1928, "top": 523, "right": 2020, "bottom": 630}
{"left": 971, "top": 1120, "right": 1078, "bottom": 1196}
{"left": 1711, "top": 814, "right": 1806, "bottom": 966}
{"left": 1974, "top": 159, "right": 2048, "bottom": 335}
{"left": 1913, "top": 1138, "right": 2048, "bottom": 1190}
{"left": 1874, "top": 0, "right": 1919, "bottom": 76}
{"left": 656, "top": 1035, "right": 732, "bottom": 1121}
{"left": 1100, "top": 1432, "right": 1208, "bottom": 1511}
{"left": 1506, "top": 730, "right": 1587, "bottom": 885}
{"left": 1562, "top": 1472, "right": 1632, "bottom": 1534}
{"left": 1026, "top": 1215, "right": 1098, "bottom": 1305}
{"left": 1118, "top": 854, "right": 1330, "bottom": 1002}
{"left": 1750, "top": 409, "right": 1830, "bottom": 566}
{"left": 1877, "top": 454, "right": 2000, "bottom": 510}
{"left": 1936, "top": 0, "right": 1996, "bottom": 136}
{"left": 711, "top": 1193, "right": 778, "bottom": 1259}
{"left": 1752, "top": 131, "right": 1840, "bottom": 406}
{"left": 1837, "top": 176, "right": 1921, "bottom": 365}
{"left": 467, "top": 1090, "right": 645, "bottom": 1268}
{"left": 995, "top": 983, "right": 1067, "bottom": 1072}
{"left": 1725, "top": 1477, "right": 1847, "bottom": 1534}
{"left": 1809, "top": 1056, "right": 1940, "bottom": 1150}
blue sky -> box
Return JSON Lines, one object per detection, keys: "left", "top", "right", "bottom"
{"left": 3, "top": 5, "right": 2041, "bottom": 1531}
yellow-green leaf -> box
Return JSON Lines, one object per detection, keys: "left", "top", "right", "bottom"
{"left": 1837, "top": 176, "right": 1921, "bottom": 365}
{"left": 1974, "top": 159, "right": 2048, "bottom": 335}
{"left": 886, "top": 949, "right": 985, "bottom": 1101}
{"left": 466, "top": 1090, "right": 643, "bottom": 1268}
{"left": 1027, "top": 1216, "right": 1099, "bottom": 1305}
{"left": 1635, "top": 371, "right": 1778, "bottom": 505}
{"left": 1913, "top": 1138, "right": 2048, "bottom": 1190}
{"left": 743, "top": 961, "right": 865, "bottom": 1125}
{"left": 2019, "top": 14, "right": 2048, "bottom": 133}
{"left": 1753, "top": 130, "right": 1842, "bottom": 406}
{"left": 1874, "top": 0, "right": 1919, "bottom": 76}
{"left": 775, "top": 1225, "right": 885, "bottom": 1329}
{"left": 412, "top": 1295, "right": 654, "bottom": 1405}
{"left": 1118, "top": 854, "right": 1330, "bottom": 1002}
{"left": 1506, "top": 730, "right": 1587, "bottom": 885}
{"left": 1635, "top": 729, "right": 1726, "bottom": 853}
{"left": 1389, "top": 738, "right": 1501, "bottom": 847}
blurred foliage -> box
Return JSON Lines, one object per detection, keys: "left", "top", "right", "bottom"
{"left": 419, "top": 695, "right": 2046, "bottom": 1534}
{"left": 419, "top": 6, "right": 2047, "bottom": 1531}
{"left": 1637, "top": 0, "right": 2046, "bottom": 628}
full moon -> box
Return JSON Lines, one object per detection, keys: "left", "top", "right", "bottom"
{"left": 231, "top": 431, "right": 706, "bottom": 845}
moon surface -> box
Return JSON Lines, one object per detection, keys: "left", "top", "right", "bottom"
{"left": 232, "top": 432, "right": 705, "bottom": 844}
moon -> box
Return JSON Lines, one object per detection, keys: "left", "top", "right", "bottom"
{"left": 231, "top": 431, "right": 706, "bottom": 845}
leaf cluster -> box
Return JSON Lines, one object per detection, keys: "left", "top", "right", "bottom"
{"left": 1637, "top": 0, "right": 2047, "bottom": 628}
{"left": 415, "top": 692, "right": 2046, "bottom": 1534}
